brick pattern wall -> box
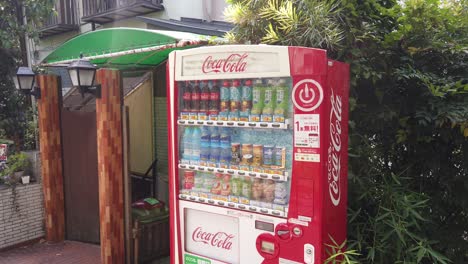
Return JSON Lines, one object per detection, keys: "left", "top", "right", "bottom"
{"left": 95, "top": 69, "right": 125, "bottom": 264}
{"left": 0, "top": 184, "right": 45, "bottom": 249}
{"left": 36, "top": 75, "right": 65, "bottom": 242}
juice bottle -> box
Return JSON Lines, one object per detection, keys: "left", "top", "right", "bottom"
{"left": 181, "top": 81, "right": 191, "bottom": 113}
{"left": 181, "top": 127, "right": 192, "bottom": 163}
{"left": 229, "top": 80, "right": 241, "bottom": 121}
{"left": 209, "top": 127, "right": 220, "bottom": 166}
{"left": 191, "top": 127, "right": 201, "bottom": 165}
{"left": 200, "top": 126, "right": 211, "bottom": 166}
{"left": 261, "top": 79, "right": 276, "bottom": 122}
{"left": 199, "top": 80, "right": 210, "bottom": 119}
{"left": 241, "top": 176, "right": 252, "bottom": 201}
{"left": 240, "top": 79, "right": 252, "bottom": 121}
{"left": 219, "top": 80, "right": 230, "bottom": 120}
{"left": 273, "top": 78, "right": 289, "bottom": 122}
{"left": 219, "top": 128, "right": 232, "bottom": 168}
{"left": 250, "top": 79, "right": 265, "bottom": 122}
{"left": 209, "top": 80, "right": 220, "bottom": 119}
{"left": 231, "top": 175, "right": 242, "bottom": 196}
{"left": 191, "top": 80, "right": 201, "bottom": 113}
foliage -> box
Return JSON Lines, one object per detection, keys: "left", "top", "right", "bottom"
{"left": 0, "top": 152, "right": 30, "bottom": 186}
{"left": 226, "top": 0, "right": 468, "bottom": 262}
{"left": 0, "top": 0, "right": 55, "bottom": 49}
{"left": 0, "top": 152, "right": 30, "bottom": 175}
{"left": 0, "top": 0, "right": 54, "bottom": 150}
{"left": 225, "top": 0, "right": 344, "bottom": 50}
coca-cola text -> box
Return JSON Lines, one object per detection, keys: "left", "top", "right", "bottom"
{"left": 202, "top": 53, "right": 248, "bottom": 74}
{"left": 328, "top": 89, "right": 342, "bottom": 206}
{"left": 192, "top": 227, "right": 235, "bottom": 250}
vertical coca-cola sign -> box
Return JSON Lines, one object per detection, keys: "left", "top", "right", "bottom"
{"left": 327, "top": 89, "right": 343, "bottom": 206}
{"left": 185, "top": 209, "right": 240, "bottom": 264}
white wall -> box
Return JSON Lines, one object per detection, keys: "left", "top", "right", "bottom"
{"left": 0, "top": 184, "right": 45, "bottom": 249}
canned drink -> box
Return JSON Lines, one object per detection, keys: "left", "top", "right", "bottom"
{"left": 252, "top": 144, "right": 264, "bottom": 166}
{"left": 274, "top": 146, "right": 284, "bottom": 166}
{"left": 221, "top": 174, "right": 232, "bottom": 196}
{"left": 184, "top": 170, "right": 195, "bottom": 189}
{"left": 263, "top": 145, "right": 274, "bottom": 166}
{"left": 263, "top": 179, "right": 276, "bottom": 203}
{"left": 231, "top": 143, "right": 241, "bottom": 165}
{"left": 211, "top": 173, "right": 223, "bottom": 194}
{"left": 240, "top": 144, "right": 253, "bottom": 165}
{"left": 252, "top": 178, "right": 264, "bottom": 201}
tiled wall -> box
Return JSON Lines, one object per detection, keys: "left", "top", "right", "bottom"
{"left": 0, "top": 184, "right": 45, "bottom": 249}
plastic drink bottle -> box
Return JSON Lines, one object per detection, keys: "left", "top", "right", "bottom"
{"left": 241, "top": 176, "right": 252, "bottom": 200}
{"left": 200, "top": 126, "right": 211, "bottom": 165}
{"left": 199, "top": 80, "right": 210, "bottom": 114}
{"left": 229, "top": 80, "right": 241, "bottom": 121}
{"left": 209, "top": 127, "right": 220, "bottom": 165}
{"left": 182, "top": 81, "right": 191, "bottom": 112}
{"left": 274, "top": 78, "right": 289, "bottom": 122}
{"left": 181, "top": 127, "right": 193, "bottom": 162}
{"left": 240, "top": 79, "right": 253, "bottom": 121}
{"left": 191, "top": 127, "right": 201, "bottom": 164}
{"left": 219, "top": 128, "right": 232, "bottom": 167}
{"left": 250, "top": 79, "right": 265, "bottom": 121}
{"left": 262, "top": 79, "right": 276, "bottom": 122}
{"left": 191, "top": 80, "right": 201, "bottom": 113}
{"left": 220, "top": 81, "right": 230, "bottom": 120}
{"left": 209, "top": 80, "right": 220, "bottom": 118}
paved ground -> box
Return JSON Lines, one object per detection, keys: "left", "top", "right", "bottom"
{"left": 0, "top": 240, "right": 170, "bottom": 264}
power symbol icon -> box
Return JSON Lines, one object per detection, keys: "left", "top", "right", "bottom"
{"left": 299, "top": 84, "right": 316, "bottom": 104}
{"left": 292, "top": 79, "right": 324, "bottom": 112}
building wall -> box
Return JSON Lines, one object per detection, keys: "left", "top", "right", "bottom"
{"left": 32, "top": 0, "right": 228, "bottom": 65}
{"left": 0, "top": 184, "right": 45, "bottom": 249}
{"left": 124, "top": 77, "right": 154, "bottom": 175}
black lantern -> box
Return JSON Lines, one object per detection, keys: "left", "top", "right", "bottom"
{"left": 67, "top": 57, "right": 101, "bottom": 98}
{"left": 15, "top": 67, "right": 41, "bottom": 99}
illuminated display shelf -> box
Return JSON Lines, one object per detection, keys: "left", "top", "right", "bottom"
{"left": 178, "top": 193, "right": 288, "bottom": 218}
{"left": 178, "top": 164, "right": 289, "bottom": 182}
{"left": 177, "top": 119, "right": 291, "bottom": 130}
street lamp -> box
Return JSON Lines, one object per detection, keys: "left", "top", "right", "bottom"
{"left": 67, "top": 56, "right": 101, "bottom": 98}
{"left": 15, "top": 67, "right": 41, "bottom": 99}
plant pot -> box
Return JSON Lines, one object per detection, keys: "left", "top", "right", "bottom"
{"left": 14, "top": 171, "right": 25, "bottom": 177}
{"left": 21, "top": 175, "right": 30, "bottom": 184}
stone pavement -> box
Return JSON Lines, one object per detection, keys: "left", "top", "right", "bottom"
{"left": 0, "top": 240, "right": 100, "bottom": 264}
{"left": 0, "top": 240, "right": 170, "bottom": 264}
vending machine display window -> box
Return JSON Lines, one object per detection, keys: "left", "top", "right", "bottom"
{"left": 177, "top": 78, "right": 294, "bottom": 217}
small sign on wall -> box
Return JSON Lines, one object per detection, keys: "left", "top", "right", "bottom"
{"left": 0, "top": 144, "right": 7, "bottom": 162}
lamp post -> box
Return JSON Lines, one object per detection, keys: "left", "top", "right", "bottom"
{"left": 67, "top": 56, "right": 101, "bottom": 98}
{"left": 15, "top": 67, "right": 41, "bottom": 99}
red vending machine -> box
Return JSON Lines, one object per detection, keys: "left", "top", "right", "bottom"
{"left": 167, "top": 45, "right": 349, "bottom": 264}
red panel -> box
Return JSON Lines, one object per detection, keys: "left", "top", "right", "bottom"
{"left": 320, "top": 60, "right": 350, "bottom": 260}
{"left": 167, "top": 58, "right": 183, "bottom": 264}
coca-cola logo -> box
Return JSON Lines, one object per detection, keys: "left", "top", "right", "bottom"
{"left": 202, "top": 53, "right": 248, "bottom": 74}
{"left": 328, "top": 89, "right": 342, "bottom": 206}
{"left": 192, "top": 227, "right": 235, "bottom": 250}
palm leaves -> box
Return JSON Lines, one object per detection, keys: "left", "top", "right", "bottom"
{"left": 225, "top": 0, "right": 344, "bottom": 50}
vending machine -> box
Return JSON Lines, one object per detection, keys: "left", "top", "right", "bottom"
{"left": 167, "top": 45, "right": 349, "bottom": 264}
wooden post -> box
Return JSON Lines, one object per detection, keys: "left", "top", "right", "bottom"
{"left": 95, "top": 69, "right": 125, "bottom": 264}
{"left": 36, "top": 75, "right": 65, "bottom": 242}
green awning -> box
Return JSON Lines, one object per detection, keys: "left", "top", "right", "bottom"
{"left": 41, "top": 28, "right": 209, "bottom": 68}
